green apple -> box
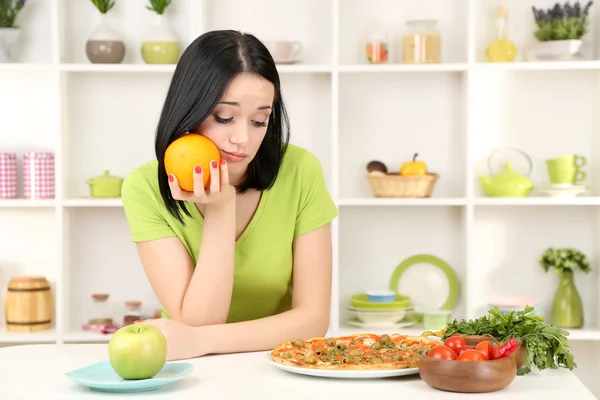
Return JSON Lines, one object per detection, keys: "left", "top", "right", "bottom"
{"left": 108, "top": 323, "right": 167, "bottom": 380}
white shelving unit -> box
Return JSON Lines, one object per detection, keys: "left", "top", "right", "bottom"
{"left": 3, "top": 0, "right": 600, "bottom": 393}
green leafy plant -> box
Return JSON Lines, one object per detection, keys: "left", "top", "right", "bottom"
{"left": 540, "top": 247, "right": 591, "bottom": 274}
{"left": 532, "top": 1, "right": 594, "bottom": 41}
{"left": 443, "top": 306, "right": 576, "bottom": 376}
{"left": 89, "top": 0, "right": 115, "bottom": 14}
{"left": 146, "top": 0, "right": 172, "bottom": 15}
{"left": 0, "top": 0, "right": 27, "bottom": 28}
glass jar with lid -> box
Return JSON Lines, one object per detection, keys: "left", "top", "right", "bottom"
{"left": 365, "top": 26, "right": 389, "bottom": 64}
{"left": 402, "top": 18, "right": 441, "bottom": 64}
{"left": 123, "top": 301, "right": 142, "bottom": 326}
{"left": 88, "top": 293, "right": 113, "bottom": 326}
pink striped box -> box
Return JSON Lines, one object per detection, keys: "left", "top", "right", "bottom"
{"left": 0, "top": 152, "right": 18, "bottom": 199}
{"left": 23, "top": 152, "right": 55, "bottom": 199}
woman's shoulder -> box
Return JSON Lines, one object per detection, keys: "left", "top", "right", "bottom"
{"left": 279, "top": 144, "right": 324, "bottom": 179}
{"left": 121, "top": 159, "right": 161, "bottom": 205}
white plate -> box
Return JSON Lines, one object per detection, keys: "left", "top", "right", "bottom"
{"left": 270, "top": 360, "right": 419, "bottom": 379}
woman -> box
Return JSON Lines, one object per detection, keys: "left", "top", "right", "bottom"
{"left": 121, "top": 30, "right": 338, "bottom": 361}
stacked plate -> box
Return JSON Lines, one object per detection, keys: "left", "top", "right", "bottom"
{"left": 346, "top": 292, "right": 417, "bottom": 329}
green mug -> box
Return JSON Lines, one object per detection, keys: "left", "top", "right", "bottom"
{"left": 546, "top": 154, "right": 586, "bottom": 185}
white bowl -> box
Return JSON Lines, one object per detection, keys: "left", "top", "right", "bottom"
{"left": 347, "top": 309, "right": 409, "bottom": 324}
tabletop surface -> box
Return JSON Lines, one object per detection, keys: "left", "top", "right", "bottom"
{"left": 0, "top": 344, "right": 595, "bottom": 400}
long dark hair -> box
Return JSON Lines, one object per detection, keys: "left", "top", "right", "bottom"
{"left": 154, "top": 30, "right": 290, "bottom": 224}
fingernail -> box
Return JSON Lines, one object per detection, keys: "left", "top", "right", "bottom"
{"left": 211, "top": 160, "right": 217, "bottom": 168}
{"left": 168, "top": 174, "right": 174, "bottom": 182}
{"left": 195, "top": 165, "right": 202, "bottom": 174}
{"left": 220, "top": 158, "right": 226, "bottom": 165}
{"left": 134, "top": 320, "right": 142, "bottom": 324}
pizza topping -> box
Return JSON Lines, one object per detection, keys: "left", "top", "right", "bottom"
{"left": 293, "top": 340, "right": 305, "bottom": 347}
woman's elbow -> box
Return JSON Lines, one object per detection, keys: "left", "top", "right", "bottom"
{"left": 305, "top": 307, "right": 331, "bottom": 337}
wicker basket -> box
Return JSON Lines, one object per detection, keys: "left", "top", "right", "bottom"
{"left": 366, "top": 173, "right": 439, "bottom": 198}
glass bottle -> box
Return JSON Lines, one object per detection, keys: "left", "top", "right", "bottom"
{"left": 402, "top": 18, "right": 441, "bottom": 64}
{"left": 365, "top": 27, "right": 389, "bottom": 64}
{"left": 486, "top": 5, "right": 517, "bottom": 62}
{"left": 123, "top": 301, "right": 142, "bottom": 326}
{"left": 88, "top": 293, "right": 113, "bottom": 326}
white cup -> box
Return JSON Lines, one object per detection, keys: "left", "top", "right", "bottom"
{"left": 264, "top": 40, "right": 303, "bottom": 62}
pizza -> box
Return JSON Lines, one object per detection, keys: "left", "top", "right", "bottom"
{"left": 271, "top": 333, "right": 439, "bottom": 370}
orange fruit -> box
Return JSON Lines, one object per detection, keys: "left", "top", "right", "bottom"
{"left": 164, "top": 134, "right": 221, "bottom": 191}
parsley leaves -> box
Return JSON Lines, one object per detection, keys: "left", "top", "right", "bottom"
{"left": 442, "top": 306, "right": 576, "bottom": 375}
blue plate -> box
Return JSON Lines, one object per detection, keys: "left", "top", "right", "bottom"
{"left": 65, "top": 360, "right": 194, "bottom": 393}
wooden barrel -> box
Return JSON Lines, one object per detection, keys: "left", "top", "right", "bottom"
{"left": 5, "top": 276, "right": 53, "bottom": 332}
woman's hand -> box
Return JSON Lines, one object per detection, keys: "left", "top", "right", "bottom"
{"left": 135, "top": 318, "right": 208, "bottom": 361}
{"left": 168, "top": 159, "right": 235, "bottom": 207}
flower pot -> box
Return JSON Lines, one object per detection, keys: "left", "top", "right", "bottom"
{"left": 526, "top": 39, "right": 591, "bottom": 61}
{"left": 0, "top": 27, "right": 21, "bottom": 63}
{"left": 85, "top": 14, "right": 126, "bottom": 64}
{"left": 141, "top": 14, "right": 181, "bottom": 64}
{"left": 551, "top": 270, "right": 584, "bottom": 328}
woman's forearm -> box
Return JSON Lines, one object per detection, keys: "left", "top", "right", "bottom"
{"left": 193, "top": 307, "right": 331, "bottom": 356}
{"left": 180, "top": 201, "right": 236, "bottom": 326}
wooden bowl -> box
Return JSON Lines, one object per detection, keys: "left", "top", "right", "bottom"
{"left": 451, "top": 333, "right": 527, "bottom": 369}
{"left": 418, "top": 354, "right": 517, "bottom": 393}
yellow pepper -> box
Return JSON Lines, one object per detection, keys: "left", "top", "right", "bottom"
{"left": 400, "top": 153, "right": 428, "bottom": 176}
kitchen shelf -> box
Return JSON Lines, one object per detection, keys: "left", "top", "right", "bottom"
{"left": 2, "top": 2, "right": 600, "bottom": 393}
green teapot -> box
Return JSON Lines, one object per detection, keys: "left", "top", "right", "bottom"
{"left": 479, "top": 162, "right": 533, "bottom": 197}
{"left": 87, "top": 170, "right": 124, "bottom": 198}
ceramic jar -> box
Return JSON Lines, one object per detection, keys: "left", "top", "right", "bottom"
{"left": 0, "top": 152, "right": 18, "bottom": 198}
{"left": 0, "top": 27, "right": 21, "bottom": 62}
{"left": 86, "top": 14, "right": 126, "bottom": 64}
{"left": 23, "top": 152, "right": 55, "bottom": 199}
{"left": 141, "top": 14, "right": 181, "bottom": 64}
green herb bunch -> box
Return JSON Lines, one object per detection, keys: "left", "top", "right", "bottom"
{"left": 146, "top": 0, "right": 172, "bottom": 14}
{"left": 540, "top": 247, "right": 591, "bottom": 274}
{"left": 532, "top": 1, "right": 594, "bottom": 41}
{"left": 443, "top": 306, "right": 576, "bottom": 375}
{"left": 0, "top": 0, "right": 27, "bottom": 28}
{"left": 89, "top": 0, "right": 115, "bottom": 14}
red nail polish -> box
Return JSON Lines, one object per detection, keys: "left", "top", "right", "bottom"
{"left": 134, "top": 320, "right": 142, "bottom": 324}
{"left": 195, "top": 165, "right": 202, "bottom": 174}
{"left": 211, "top": 160, "right": 217, "bottom": 168}
{"left": 220, "top": 158, "right": 226, "bottom": 165}
{"left": 168, "top": 175, "right": 174, "bottom": 182}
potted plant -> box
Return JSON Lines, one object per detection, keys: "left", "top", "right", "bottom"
{"left": 540, "top": 247, "right": 591, "bottom": 328}
{"left": 0, "top": 0, "right": 27, "bottom": 63}
{"left": 86, "top": 0, "right": 126, "bottom": 64}
{"left": 528, "top": 1, "right": 594, "bottom": 61}
{"left": 141, "top": 0, "right": 181, "bottom": 64}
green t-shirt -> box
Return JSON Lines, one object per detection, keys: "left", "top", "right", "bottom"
{"left": 121, "top": 144, "right": 339, "bottom": 323}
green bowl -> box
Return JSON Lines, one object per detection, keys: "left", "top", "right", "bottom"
{"left": 350, "top": 293, "right": 411, "bottom": 309}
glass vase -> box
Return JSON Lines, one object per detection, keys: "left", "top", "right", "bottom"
{"left": 85, "top": 13, "right": 126, "bottom": 64}
{"left": 551, "top": 270, "right": 583, "bottom": 328}
{"left": 141, "top": 14, "right": 181, "bottom": 64}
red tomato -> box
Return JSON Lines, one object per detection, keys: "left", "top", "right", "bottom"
{"left": 457, "top": 349, "right": 487, "bottom": 361}
{"left": 475, "top": 341, "right": 490, "bottom": 359}
{"left": 427, "top": 345, "right": 457, "bottom": 360}
{"left": 443, "top": 336, "right": 467, "bottom": 355}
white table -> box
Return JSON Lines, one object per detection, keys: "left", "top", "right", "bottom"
{"left": 0, "top": 344, "right": 595, "bottom": 399}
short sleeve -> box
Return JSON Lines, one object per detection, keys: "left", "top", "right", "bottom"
{"left": 294, "top": 151, "right": 339, "bottom": 237}
{"left": 121, "top": 170, "right": 176, "bottom": 242}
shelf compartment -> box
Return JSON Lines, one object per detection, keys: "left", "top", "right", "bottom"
{"left": 470, "top": 206, "right": 600, "bottom": 330}
{"left": 63, "top": 208, "right": 160, "bottom": 335}
{"left": 205, "top": 0, "right": 332, "bottom": 66}
{"left": 338, "top": 207, "right": 467, "bottom": 327}
{"left": 474, "top": 197, "right": 600, "bottom": 206}
{"left": 470, "top": 68, "right": 600, "bottom": 198}
{"left": 58, "top": 0, "right": 193, "bottom": 64}
{"left": 61, "top": 72, "right": 172, "bottom": 199}
{"left": 339, "top": 71, "right": 466, "bottom": 199}
{"left": 0, "top": 209, "right": 59, "bottom": 334}
{"left": 338, "top": 0, "right": 468, "bottom": 65}
{"left": 6, "top": 0, "right": 56, "bottom": 64}
{"left": 339, "top": 64, "right": 468, "bottom": 73}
